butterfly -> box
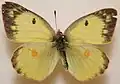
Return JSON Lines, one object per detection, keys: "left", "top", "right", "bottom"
{"left": 2, "top": 2, "right": 117, "bottom": 81}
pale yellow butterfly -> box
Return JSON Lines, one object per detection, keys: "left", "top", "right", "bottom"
{"left": 2, "top": 2, "right": 117, "bottom": 81}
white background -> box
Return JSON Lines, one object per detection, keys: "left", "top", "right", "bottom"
{"left": 0, "top": 0, "right": 120, "bottom": 84}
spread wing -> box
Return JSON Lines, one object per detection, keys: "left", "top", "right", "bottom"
{"left": 2, "top": 2, "right": 55, "bottom": 42}
{"left": 66, "top": 44, "right": 109, "bottom": 81}
{"left": 11, "top": 43, "right": 59, "bottom": 81}
{"left": 64, "top": 8, "right": 117, "bottom": 44}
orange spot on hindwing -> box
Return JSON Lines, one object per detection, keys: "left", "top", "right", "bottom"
{"left": 84, "top": 49, "right": 91, "bottom": 57}
{"left": 29, "top": 49, "right": 38, "bottom": 57}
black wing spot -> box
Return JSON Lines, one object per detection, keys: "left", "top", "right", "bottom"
{"left": 32, "top": 18, "right": 36, "bottom": 24}
{"left": 85, "top": 20, "right": 89, "bottom": 26}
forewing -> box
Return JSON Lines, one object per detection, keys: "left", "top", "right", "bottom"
{"left": 11, "top": 43, "right": 59, "bottom": 81}
{"left": 64, "top": 8, "right": 117, "bottom": 44}
{"left": 2, "top": 2, "right": 55, "bottom": 42}
{"left": 66, "top": 44, "right": 109, "bottom": 81}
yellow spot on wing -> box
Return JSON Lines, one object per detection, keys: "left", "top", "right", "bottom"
{"left": 11, "top": 26, "right": 17, "bottom": 30}
{"left": 103, "top": 30, "right": 108, "bottom": 34}
{"left": 84, "top": 49, "right": 91, "bottom": 56}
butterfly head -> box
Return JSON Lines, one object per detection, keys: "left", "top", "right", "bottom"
{"left": 55, "top": 29, "right": 66, "bottom": 40}
{"left": 56, "top": 29, "right": 63, "bottom": 36}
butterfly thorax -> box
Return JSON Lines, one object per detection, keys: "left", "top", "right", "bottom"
{"left": 53, "top": 30, "right": 68, "bottom": 69}
{"left": 54, "top": 30, "right": 67, "bottom": 51}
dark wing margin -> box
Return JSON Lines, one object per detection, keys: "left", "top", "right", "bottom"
{"left": 2, "top": 2, "right": 27, "bottom": 39}
{"left": 94, "top": 8, "right": 117, "bottom": 42}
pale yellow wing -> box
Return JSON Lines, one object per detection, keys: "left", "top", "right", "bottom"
{"left": 66, "top": 44, "right": 109, "bottom": 81}
{"left": 64, "top": 8, "right": 117, "bottom": 44}
{"left": 11, "top": 43, "right": 59, "bottom": 81}
{"left": 2, "top": 2, "right": 55, "bottom": 42}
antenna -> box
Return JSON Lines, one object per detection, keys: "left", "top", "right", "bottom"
{"left": 54, "top": 10, "right": 57, "bottom": 30}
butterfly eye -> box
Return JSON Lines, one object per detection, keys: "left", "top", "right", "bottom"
{"left": 32, "top": 18, "right": 36, "bottom": 24}
{"left": 85, "top": 20, "right": 88, "bottom": 26}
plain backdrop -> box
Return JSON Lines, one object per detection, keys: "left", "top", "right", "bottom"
{"left": 0, "top": 0, "right": 120, "bottom": 84}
